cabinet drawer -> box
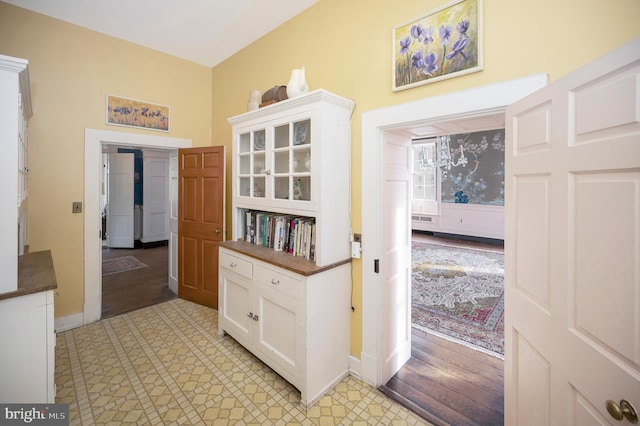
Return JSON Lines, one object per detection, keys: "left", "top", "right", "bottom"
{"left": 254, "top": 265, "right": 302, "bottom": 300}
{"left": 219, "top": 251, "right": 253, "bottom": 279}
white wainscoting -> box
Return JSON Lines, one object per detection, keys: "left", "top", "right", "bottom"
{"left": 412, "top": 203, "right": 504, "bottom": 240}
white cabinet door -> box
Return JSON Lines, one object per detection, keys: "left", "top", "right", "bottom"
{"left": 107, "top": 153, "right": 134, "bottom": 248}
{"left": 505, "top": 37, "right": 640, "bottom": 425}
{"left": 253, "top": 280, "right": 302, "bottom": 381}
{"left": 234, "top": 113, "right": 314, "bottom": 211}
{"left": 219, "top": 270, "right": 252, "bottom": 348}
{"left": 236, "top": 127, "right": 267, "bottom": 202}
{"left": 0, "top": 290, "right": 54, "bottom": 403}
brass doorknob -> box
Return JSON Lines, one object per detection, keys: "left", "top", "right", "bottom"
{"left": 606, "top": 399, "right": 638, "bottom": 423}
{"left": 215, "top": 229, "right": 221, "bottom": 234}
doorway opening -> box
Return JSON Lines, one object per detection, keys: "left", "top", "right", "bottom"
{"left": 83, "top": 129, "right": 192, "bottom": 327}
{"left": 100, "top": 145, "right": 176, "bottom": 319}
{"left": 382, "top": 123, "right": 507, "bottom": 425}
{"left": 359, "top": 75, "right": 548, "bottom": 421}
{"left": 407, "top": 127, "right": 506, "bottom": 357}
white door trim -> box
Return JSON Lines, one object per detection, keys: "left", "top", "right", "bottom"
{"left": 360, "top": 74, "right": 548, "bottom": 386}
{"left": 83, "top": 129, "right": 191, "bottom": 326}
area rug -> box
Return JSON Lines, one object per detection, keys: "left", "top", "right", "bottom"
{"left": 102, "top": 256, "right": 148, "bottom": 276}
{"left": 412, "top": 241, "right": 504, "bottom": 357}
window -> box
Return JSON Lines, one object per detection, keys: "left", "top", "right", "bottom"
{"left": 411, "top": 139, "right": 438, "bottom": 215}
{"left": 412, "top": 142, "right": 436, "bottom": 201}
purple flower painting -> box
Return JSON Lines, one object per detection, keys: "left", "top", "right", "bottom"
{"left": 393, "top": 0, "right": 482, "bottom": 91}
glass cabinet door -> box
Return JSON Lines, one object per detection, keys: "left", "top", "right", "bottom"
{"left": 238, "top": 129, "right": 266, "bottom": 199}
{"left": 272, "top": 119, "right": 311, "bottom": 202}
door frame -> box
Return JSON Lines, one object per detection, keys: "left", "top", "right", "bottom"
{"left": 83, "top": 129, "right": 191, "bottom": 325}
{"left": 360, "top": 74, "right": 548, "bottom": 386}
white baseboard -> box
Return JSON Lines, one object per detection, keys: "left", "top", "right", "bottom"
{"left": 348, "top": 355, "right": 361, "bottom": 380}
{"left": 412, "top": 204, "right": 504, "bottom": 240}
{"left": 54, "top": 312, "right": 84, "bottom": 333}
{"left": 358, "top": 352, "right": 379, "bottom": 387}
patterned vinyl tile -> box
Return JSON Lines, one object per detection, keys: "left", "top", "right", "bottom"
{"left": 56, "top": 298, "right": 431, "bottom": 425}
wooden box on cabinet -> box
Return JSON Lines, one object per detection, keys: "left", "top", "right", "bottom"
{"left": 220, "top": 89, "right": 354, "bottom": 408}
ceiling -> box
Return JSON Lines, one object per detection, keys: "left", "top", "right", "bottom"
{"left": 393, "top": 112, "right": 505, "bottom": 140}
{"left": 2, "top": 0, "right": 320, "bottom": 67}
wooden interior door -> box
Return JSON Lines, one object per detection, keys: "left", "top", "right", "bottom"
{"left": 505, "top": 37, "right": 640, "bottom": 424}
{"left": 178, "top": 146, "right": 225, "bottom": 308}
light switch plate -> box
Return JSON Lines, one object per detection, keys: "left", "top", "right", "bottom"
{"left": 351, "top": 241, "right": 361, "bottom": 259}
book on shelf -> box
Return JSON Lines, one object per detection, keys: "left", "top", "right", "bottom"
{"left": 255, "top": 211, "right": 266, "bottom": 246}
{"left": 244, "top": 210, "right": 253, "bottom": 243}
{"left": 240, "top": 209, "right": 315, "bottom": 260}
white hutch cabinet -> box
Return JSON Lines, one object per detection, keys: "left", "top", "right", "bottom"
{"left": 219, "top": 89, "right": 354, "bottom": 408}
{"left": 0, "top": 53, "right": 32, "bottom": 294}
{"left": 0, "top": 54, "right": 57, "bottom": 403}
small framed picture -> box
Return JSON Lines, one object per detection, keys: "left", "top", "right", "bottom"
{"left": 106, "top": 94, "right": 170, "bottom": 132}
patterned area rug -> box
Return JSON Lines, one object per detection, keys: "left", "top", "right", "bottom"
{"left": 412, "top": 241, "right": 504, "bottom": 356}
{"left": 102, "top": 256, "right": 148, "bottom": 276}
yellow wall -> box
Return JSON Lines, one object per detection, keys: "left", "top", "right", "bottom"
{"left": 0, "top": 2, "right": 212, "bottom": 318}
{"left": 211, "top": 0, "right": 640, "bottom": 357}
{"left": 1, "top": 0, "right": 638, "bottom": 357}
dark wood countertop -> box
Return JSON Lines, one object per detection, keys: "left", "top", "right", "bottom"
{"left": 219, "top": 240, "right": 351, "bottom": 276}
{"left": 0, "top": 250, "right": 58, "bottom": 301}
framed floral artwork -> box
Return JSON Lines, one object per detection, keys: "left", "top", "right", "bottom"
{"left": 106, "top": 94, "right": 170, "bottom": 132}
{"left": 392, "top": 0, "right": 482, "bottom": 91}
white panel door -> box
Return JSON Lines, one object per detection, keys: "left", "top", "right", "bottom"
{"left": 169, "top": 151, "right": 178, "bottom": 293}
{"left": 107, "top": 153, "right": 134, "bottom": 248}
{"left": 381, "top": 132, "right": 412, "bottom": 384}
{"left": 505, "top": 37, "right": 640, "bottom": 425}
{"left": 142, "top": 151, "right": 169, "bottom": 243}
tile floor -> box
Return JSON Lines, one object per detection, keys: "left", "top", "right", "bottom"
{"left": 55, "top": 298, "right": 431, "bottom": 425}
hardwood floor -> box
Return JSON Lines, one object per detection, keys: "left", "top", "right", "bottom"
{"left": 381, "top": 328, "right": 504, "bottom": 426}
{"left": 380, "top": 231, "right": 505, "bottom": 426}
{"left": 101, "top": 244, "right": 176, "bottom": 319}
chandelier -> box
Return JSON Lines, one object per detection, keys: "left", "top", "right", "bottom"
{"left": 419, "top": 135, "right": 468, "bottom": 173}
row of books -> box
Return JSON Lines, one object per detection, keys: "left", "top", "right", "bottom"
{"left": 242, "top": 210, "right": 316, "bottom": 260}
